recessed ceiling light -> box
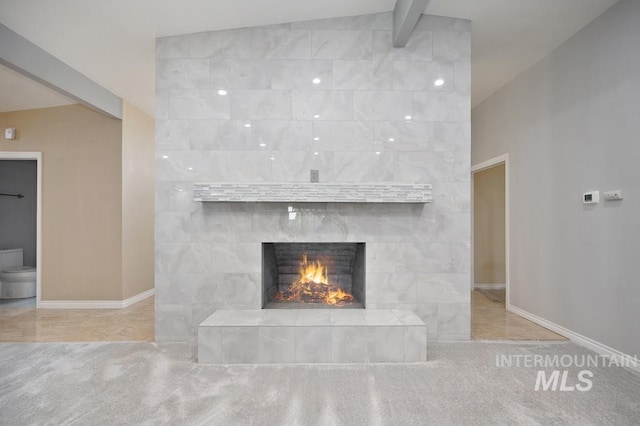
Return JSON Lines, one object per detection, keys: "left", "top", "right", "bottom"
{"left": 162, "top": 155, "right": 169, "bottom": 159}
{"left": 244, "top": 123, "right": 251, "bottom": 128}
{"left": 375, "top": 151, "right": 381, "bottom": 155}
{"left": 313, "top": 114, "right": 320, "bottom": 119}
{"left": 312, "top": 78, "right": 321, "bottom": 85}
{"left": 313, "top": 137, "right": 320, "bottom": 141}
{"left": 259, "top": 143, "right": 266, "bottom": 147}
{"left": 269, "top": 156, "right": 275, "bottom": 161}
{"left": 434, "top": 79, "right": 445, "bottom": 87}
{"left": 405, "top": 115, "right": 412, "bottom": 121}
{"left": 388, "top": 138, "right": 395, "bottom": 142}
{"left": 188, "top": 167, "right": 193, "bottom": 170}
{"left": 177, "top": 189, "right": 184, "bottom": 192}
{"left": 314, "top": 151, "right": 319, "bottom": 155}
{"left": 217, "top": 89, "right": 228, "bottom": 96}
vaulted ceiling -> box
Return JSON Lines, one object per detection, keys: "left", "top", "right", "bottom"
{"left": 0, "top": 0, "right": 618, "bottom": 116}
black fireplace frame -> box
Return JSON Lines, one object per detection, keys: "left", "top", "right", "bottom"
{"left": 261, "top": 242, "right": 366, "bottom": 309}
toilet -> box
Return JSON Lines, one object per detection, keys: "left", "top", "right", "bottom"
{"left": 0, "top": 248, "right": 37, "bottom": 299}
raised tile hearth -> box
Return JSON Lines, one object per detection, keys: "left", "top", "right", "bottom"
{"left": 198, "top": 309, "right": 427, "bottom": 364}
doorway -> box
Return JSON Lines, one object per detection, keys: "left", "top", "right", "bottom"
{"left": 471, "top": 154, "right": 564, "bottom": 340}
{"left": 473, "top": 162, "right": 506, "bottom": 294}
{"left": 472, "top": 157, "right": 508, "bottom": 338}
{"left": 0, "top": 152, "right": 42, "bottom": 307}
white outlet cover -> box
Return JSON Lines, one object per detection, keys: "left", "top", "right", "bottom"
{"left": 4, "top": 127, "right": 16, "bottom": 140}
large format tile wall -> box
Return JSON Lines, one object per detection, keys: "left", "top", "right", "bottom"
{"left": 155, "top": 13, "right": 471, "bottom": 341}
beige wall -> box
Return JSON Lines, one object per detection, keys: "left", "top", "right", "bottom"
{"left": 0, "top": 105, "right": 123, "bottom": 300}
{"left": 121, "top": 102, "right": 154, "bottom": 298}
{"left": 473, "top": 164, "right": 506, "bottom": 285}
{"left": 0, "top": 103, "right": 155, "bottom": 301}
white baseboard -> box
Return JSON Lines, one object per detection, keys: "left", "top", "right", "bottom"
{"left": 507, "top": 303, "right": 640, "bottom": 375}
{"left": 474, "top": 283, "right": 506, "bottom": 290}
{"left": 122, "top": 288, "right": 155, "bottom": 308}
{"left": 38, "top": 288, "right": 154, "bottom": 309}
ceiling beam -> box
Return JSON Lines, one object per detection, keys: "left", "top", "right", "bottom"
{"left": 0, "top": 24, "right": 122, "bottom": 119}
{"left": 393, "top": 0, "right": 430, "bottom": 47}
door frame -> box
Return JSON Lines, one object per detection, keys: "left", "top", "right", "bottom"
{"left": 471, "top": 153, "right": 510, "bottom": 306}
{"left": 0, "top": 151, "right": 42, "bottom": 306}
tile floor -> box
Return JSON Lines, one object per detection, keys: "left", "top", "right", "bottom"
{"left": 0, "top": 297, "right": 36, "bottom": 308}
{"left": 471, "top": 289, "right": 566, "bottom": 340}
{"left": 0, "top": 296, "right": 154, "bottom": 342}
{"left": 0, "top": 291, "right": 565, "bottom": 343}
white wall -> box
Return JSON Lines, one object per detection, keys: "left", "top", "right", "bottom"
{"left": 472, "top": 0, "right": 640, "bottom": 356}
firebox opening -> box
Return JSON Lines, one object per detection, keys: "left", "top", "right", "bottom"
{"left": 262, "top": 242, "right": 365, "bottom": 309}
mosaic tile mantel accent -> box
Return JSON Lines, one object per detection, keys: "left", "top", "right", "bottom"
{"left": 193, "top": 182, "right": 432, "bottom": 203}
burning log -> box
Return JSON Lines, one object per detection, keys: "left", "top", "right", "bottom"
{"left": 273, "top": 254, "right": 354, "bottom": 306}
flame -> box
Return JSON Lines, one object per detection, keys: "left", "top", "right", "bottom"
{"left": 274, "top": 254, "right": 354, "bottom": 306}
{"left": 325, "top": 288, "right": 353, "bottom": 305}
{"left": 299, "top": 254, "right": 328, "bottom": 285}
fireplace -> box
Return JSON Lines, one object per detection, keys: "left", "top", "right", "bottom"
{"left": 262, "top": 242, "right": 365, "bottom": 309}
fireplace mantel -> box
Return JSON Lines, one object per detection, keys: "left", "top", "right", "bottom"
{"left": 193, "top": 183, "right": 432, "bottom": 203}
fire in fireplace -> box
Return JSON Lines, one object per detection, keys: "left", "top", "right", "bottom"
{"left": 273, "top": 253, "right": 354, "bottom": 305}
{"left": 262, "top": 242, "right": 365, "bottom": 309}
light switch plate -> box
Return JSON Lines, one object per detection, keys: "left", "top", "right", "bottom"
{"left": 603, "top": 190, "right": 623, "bottom": 201}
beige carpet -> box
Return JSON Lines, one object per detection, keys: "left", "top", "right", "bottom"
{"left": 1, "top": 341, "right": 639, "bottom": 424}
